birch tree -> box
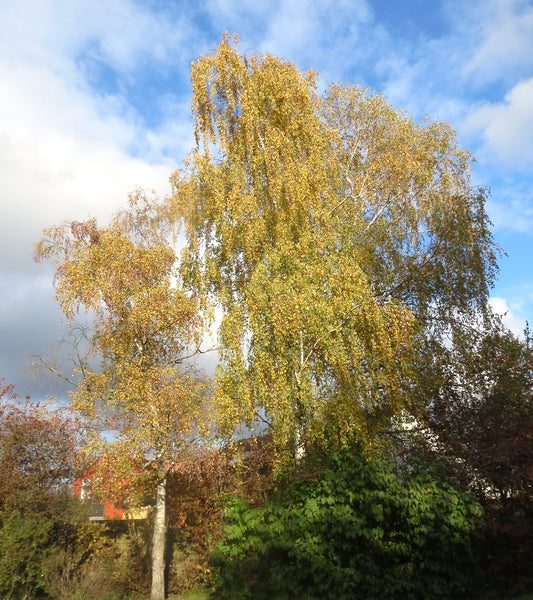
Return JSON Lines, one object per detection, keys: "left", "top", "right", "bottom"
{"left": 35, "top": 192, "right": 208, "bottom": 600}
{"left": 172, "top": 36, "right": 497, "bottom": 462}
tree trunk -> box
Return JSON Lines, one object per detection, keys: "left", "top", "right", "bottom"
{"left": 151, "top": 473, "right": 167, "bottom": 600}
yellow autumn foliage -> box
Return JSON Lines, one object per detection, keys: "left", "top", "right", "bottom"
{"left": 172, "top": 36, "right": 497, "bottom": 461}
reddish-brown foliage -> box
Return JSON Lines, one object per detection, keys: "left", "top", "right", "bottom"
{"left": 0, "top": 377, "right": 80, "bottom": 512}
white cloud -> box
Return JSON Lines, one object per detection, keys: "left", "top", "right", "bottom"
{"left": 242, "top": 0, "right": 375, "bottom": 82}
{"left": 0, "top": 1, "right": 198, "bottom": 278}
{"left": 0, "top": 0, "right": 192, "bottom": 398}
{"left": 462, "top": 0, "right": 533, "bottom": 83}
{"left": 0, "top": 58, "right": 172, "bottom": 272}
{"left": 0, "top": 0, "right": 191, "bottom": 74}
{"left": 486, "top": 186, "right": 533, "bottom": 233}
{"left": 489, "top": 296, "right": 529, "bottom": 336}
{"left": 465, "top": 78, "right": 533, "bottom": 169}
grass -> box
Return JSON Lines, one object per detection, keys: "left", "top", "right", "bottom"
{"left": 112, "top": 592, "right": 533, "bottom": 600}
{"left": 76, "top": 587, "right": 533, "bottom": 600}
{"left": 170, "top": 592, "right": 212, "bottom": 600}
{"left": 76, "top": 593, "right": 212, "bottom": 600}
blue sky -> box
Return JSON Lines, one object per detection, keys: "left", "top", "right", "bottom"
{"left": 1, "top": 0, "right": 532, "bottom": 399}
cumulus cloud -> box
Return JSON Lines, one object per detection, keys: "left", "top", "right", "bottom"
{"left": 0, "top": 0, "right": 192, "bottom": 74}
{"left": 0, "top": 0, "right": 194, "bottom": 398}
{"left": 489, "top": 296, "right": 529, "bottom": 336}
{"left": 465, "top": 78, "right": 533, "bottom": 169}
{"left": 0, "top": 2, "right": 194, "bottom": 270}
{"left": 0, "top": 60, "right": 172, "bottom": 270}
{"left": 486, "top": 182, "right": 533, "bottom": 232}
{"left": 462, "top": 0, "right": 533, "bottom": 83}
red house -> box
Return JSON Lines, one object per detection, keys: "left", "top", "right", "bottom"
{"left": 73, "top": 476, "right": 126, "bottom": 520}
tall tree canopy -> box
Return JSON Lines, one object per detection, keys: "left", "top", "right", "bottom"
{"left": 35, "top": 193, "right": 209, "bottom": 600}
{"left": 172, "top": 36, "right": 497, "bottom": 460}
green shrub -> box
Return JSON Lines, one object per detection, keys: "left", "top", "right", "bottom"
{"left": 0, "top": 398, "right": 108, "bottom": 599}
{"left": 212, "top": 445, "right": 483, "bottom": 600}
{"left": 0, "top": 496, "right": 111, "bottom": 600}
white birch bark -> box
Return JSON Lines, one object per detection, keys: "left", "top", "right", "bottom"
{"left": 151, "top": 474, "right": 167, "bottom": 600}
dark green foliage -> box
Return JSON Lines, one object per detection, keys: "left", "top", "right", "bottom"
{"left": 212, "top": 445, "right": 483, "bottom": 600}
{"left": 0, "top": 508, "right": 53, "bottom": 598}
{"left": 476, "top": 496, "right": 533, "bottom": 599}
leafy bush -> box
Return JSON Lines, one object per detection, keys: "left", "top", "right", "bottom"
{"left": 212, "top": 445, "right": 483, "bottom": 600}
{"left": 0, "top": 390, "right": 108, "bottom": 599}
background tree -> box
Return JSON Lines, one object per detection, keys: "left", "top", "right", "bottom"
{"left": 418, "top": 321, "right": 532, "bottom": 499}
{"left": 172, "top": 36, "right": 497, "bottom": 462}
{"left": 164, "top": 446, "right": 236, "bottom": 594}
{"left": 0, "top": 396, "right": 76, "bottom": 514}
{"left": 35, "top": 192, "right": 210, "bottom": 600}
{"left": 408, "top": 320, "right": 533, "bottom": 595}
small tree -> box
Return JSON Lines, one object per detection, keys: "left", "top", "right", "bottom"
{"left": 35, "top": 193, "right": 210, "bottom": 600}
{"left": 0, "top": 379, "right": 104, "bottom": 600}
{"left": 420, "top": 321, "right": 533, "bottom": 499}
